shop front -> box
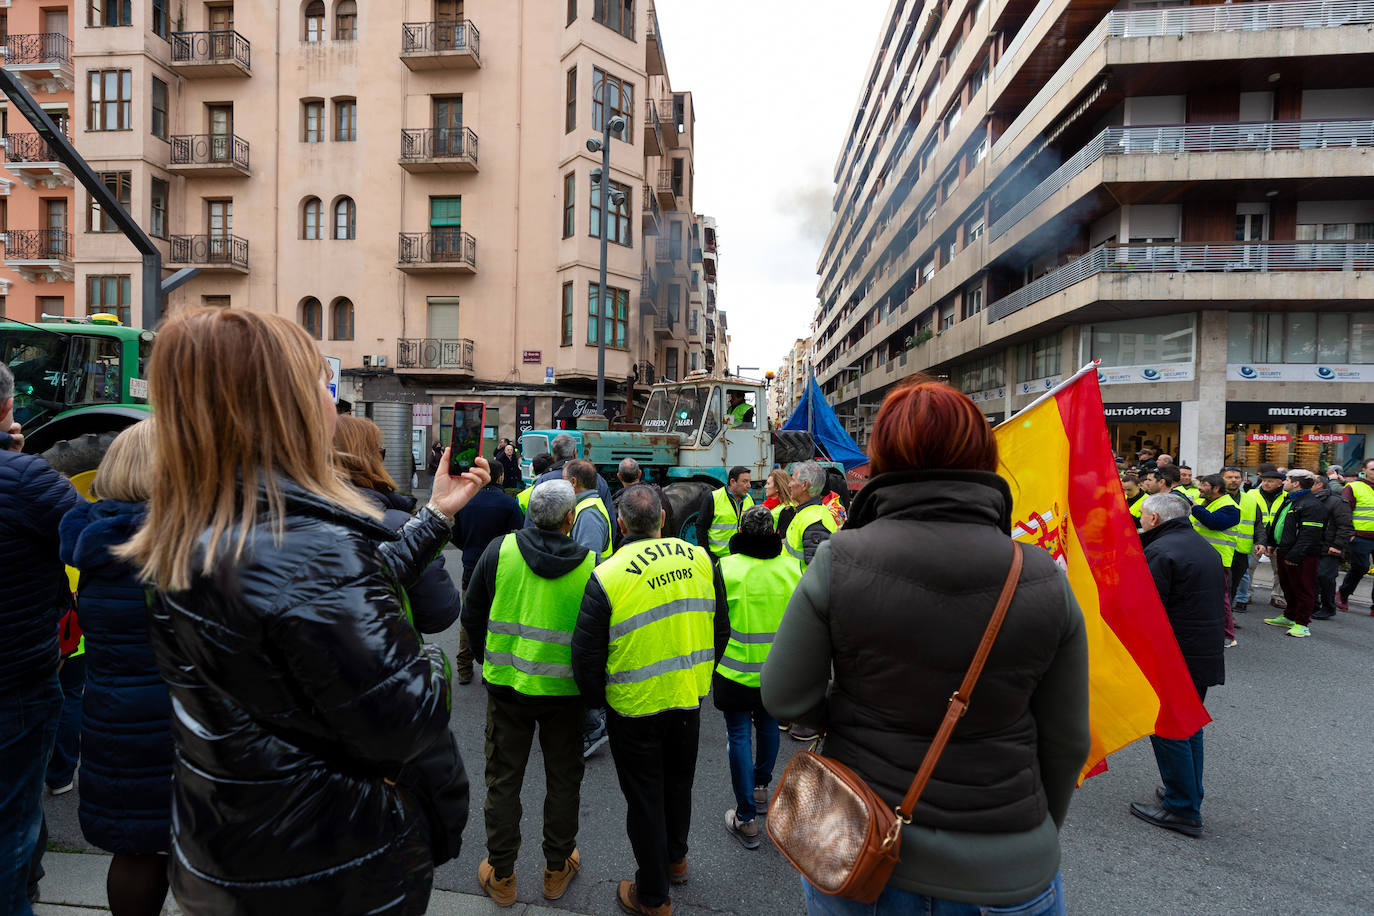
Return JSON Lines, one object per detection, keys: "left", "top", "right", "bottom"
{"left": 1224, "top": 402, "right": 1374, "bottom": 475}
{"left": 1102, "top": 402, "right": 1182, "bottom": 463}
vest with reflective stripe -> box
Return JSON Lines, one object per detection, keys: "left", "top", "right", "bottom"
{"left": 1127, "top": 491, "right": 1144, "bottom": 520}
{"left": 483, "top": 534, "right": 595, "bottom": 696}
{"left": 1349, "top": 480, "right": 1374, "bottom": 533}
{"left": 595, "top": 538, "right": 718, "bottom": 717}
{"left": 717, "top": 552, "right": 802, "bottom": 688}
{"left": 517, "top": 486, "right": 534, "bottom": 515}
{"left": 573, "top": 494, "right": 613, "bottom": 557}
{"left": 1256, "top": 488, "right": 1287, "bottom": 527}
{"left": 1176, "top": 485, "right": 1200, "bottom": 505}
{"left": 1191, "top": 494, "right": 1237, "bottom": 565}
{"left": 726, "top": 402, "right": 752, "bottom": 427}
{"left": 784, "top": 502, "right": 839, "bottom": 569}
{"left": 707, "top": 487, "right": 755, "bottom": 558}
{"left": 1234, "top": 489, "right": 1264, "bottom": 554}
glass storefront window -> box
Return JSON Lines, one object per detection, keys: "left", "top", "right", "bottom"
{"left": 1353, "top": 314, "right": 1374, "bottom": 364}
{"left": 1228, "top": 311, "right": 1374, "bottom": 364}
{"left": 1225, "top": 424, "right": 1369, "bottom": 475}
{"left": 1318, "top": 313, "right": 1349, "bottom": 363}
{"left": 1284, "top": 313, "right": 1317, "bottom": 363}
{"left": 1089, "top": 314, "right": 1194, "bottom": 367}
{"left": 1015, "top": 334, "right": 1060, "bottom": 383}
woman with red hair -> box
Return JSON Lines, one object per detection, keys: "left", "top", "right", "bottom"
{"left": 762, "top": 380, "right": 1090, "bottom": 915}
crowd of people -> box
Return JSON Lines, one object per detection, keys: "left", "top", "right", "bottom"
{"left": 4, "top": 308, "right": 1369, "bottom": 915}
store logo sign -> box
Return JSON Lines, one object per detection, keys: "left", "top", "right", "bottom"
{"left": 1316, "top": 366, "right": 1336, "bottom": 380}
{"left": 1248, "top": 432, "right": 1293, "bottom": 443}
{"left": 1267, "top": 405, "right": 1347, "bottom": 418}
{"left": 1238, "top": 365, "right": 1259, "bottom": 379}
{"left": 1141, "top": 368, "right": 1161, "bottom": 381}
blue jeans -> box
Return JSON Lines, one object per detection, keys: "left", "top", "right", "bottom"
{"left": 45, "top": 655, "right": 85, "bottom": 789}
{"left": 1151, "top": 728, "right": 1205, "bottom": 821}
{"left": 1234, "top": 566, "right": 1252, "bottom": 606}
{"left": 0, "top": 672, "right": 63, "bottom": 916}
{"left": 723, "top": 706, "right": 779, "bottom": 822}
{"left": 802, "top": 871, "right": 1065, "bottom": 915}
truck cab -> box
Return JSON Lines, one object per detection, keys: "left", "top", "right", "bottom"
{"left": 638, "top": 375, "right": 770, "bottom": 485}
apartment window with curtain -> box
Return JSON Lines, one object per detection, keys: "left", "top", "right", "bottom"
{"left": 561, "top": 281, "right": 574, "bottom": 346}
{"left": 88, "top": 0, "right": 131, "bottom": 27}
{"left": 150, "top": 178, "right": 168, "bottom": 238}
{"left": 87, "top": 275, "right": 131, "bottom": 324}
{"left": 152, "top": 0, "right": 168, "bottom": 37}
{"left": 335, "top": 0, "right": 357, "bottom": 39}
{"left": 592, "top": 67, "right": 633, "bottom": 141}
{"left": 333, "top": 197, "right": 356, "bottom": 239}
{"left": 88, "top": 70, "right": 132, "bottom": 130}
{"left": 562, "top": 173, "right": 575, "bottom": 238}
{"left": 565, "top": 67, "right": 576, "bottom": 134}
{"left": 593, "top": 0, "right": 634, "bottom": 39}
{"left": 1016, "top": 334, "right": 1061, "bottom": 382}
{"left": 962, "top": 284, "right": 983, "bottom": 318}
{"left": 303, "top": 100, "right": 324, "bottom": 141}
{"left": 334, "top": 98, "right": 357, "bottom": 140}
{"left": 587, "top": 283, "right": 628, "bottom": 348}
{"left": 589, "top": 177, "right": 631, "bottom": 246}
{"left": 305, "top": 0, "right": 325, "bottom": 40}
{"left": 88, "top": 171, "right": 131, "bottom": 232}
{"left": 151, "top": 77, "right": 168, "bottom": 140}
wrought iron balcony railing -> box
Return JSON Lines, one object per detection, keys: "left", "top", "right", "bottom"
{"left": 643, "top": 185, "right": 661, "bottom": 225}
{"left": 400, "top": 126, "right": 478, "bottom": 162}
{"left": 168, "top": 234, "right": 249, "bottom": 268}
{"left": 397, "top": 337, "right": 474, "bottom": 372}
{"left": 988, "top": 240, "right": 1374, "bottom": 322}
{"left": 635, "top": 360, "right": 657, "bottom": 384}
{"left": 398, "top": 230, "right": 477, "bottom": 268}
{"left": 2, "top": 32, "right": 72, "bottom": 65}
{"left": 170, "top": 30, "right": 252, "bottom": 69}
{"left": 656, "top": 169, "right": 683, "bottom": 197}
{"left": 401, "top": 20, "right": 480, "bottom": 58}
{"left": 170, "top": 133, "right": 250, "bottom": 170}
{"left": 3, "top": 228, "right": 72, "bottom": 260}
{"left": 3, "top": 132, "right": 62, "bottom": 163}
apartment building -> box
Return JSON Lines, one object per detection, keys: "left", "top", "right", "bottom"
{"left": 771, "top": 334, "right": 811, "bottom": 423}
{"left": 1, "top": 0, "right": 76, "bottom": 320}
{"left": 814, "top": 0, "right": 1374, "bottom": 474}
{"left": 46, "top": 0, "right": 717, "bottom": 473}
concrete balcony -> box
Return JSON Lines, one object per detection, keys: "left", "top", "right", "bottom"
{"left": 644, "top": 99, "right": 663, "bottom": 157}
{"left": 641, "top": 183, "right": 662, "bottom": 236}
{"left": 654, "top": 169, "right": 679, "bottom": 212}
{"left": 645, "top": 9, "right": 666, "bottom": 76}
{"left": 169, "top": 30, "right": 251, "bottom": 78}
{"left": 396, "top": 337, "right": 474, "bottom": 375}
{"left": 2, "top": 228, "right": 73, "bottom": 282}
{"left": 659, "top": 99, "right": 681, "bottom": 149}
{"left": 398, "top": 127, "right": 478, "bottom": 173}
{"left": 639, "top": 271, "right": 658, "bottom": 314}
{"left": 1, "top": 32, "right": 73, "bottom": 92}
{"left": 2, "top": 133, "right": 72, "bottom": 189}
{"left": 397, "top": 230, "right": 477, "bottom": 273}
{"left": 401, "top": 20, "right": 480, "bottom": 70}
{"left": 169, "top": 133, "right": 250, "bottom": 178}
{"left": 653, "top": 312, "right": 675, "bottom": 338}
{"left": 167, "top": 235, "right": 250, "bottom": 273}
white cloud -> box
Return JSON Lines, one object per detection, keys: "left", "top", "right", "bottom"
{"left": 653, "top": 0, "right": 891, "bottom": 378}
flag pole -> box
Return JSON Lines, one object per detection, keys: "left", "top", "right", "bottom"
{"left": 998, "top": 360, "right": 1102, "bottom": 427}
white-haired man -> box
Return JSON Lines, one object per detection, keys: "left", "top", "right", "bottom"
{"left": 784, "top": 462, "right": 839, "bottom": 570}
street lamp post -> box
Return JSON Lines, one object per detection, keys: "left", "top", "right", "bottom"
{"left": 587, "top": 115, "right": 627, "bottom": 416}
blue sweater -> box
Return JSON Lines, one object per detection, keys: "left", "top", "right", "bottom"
{"left": 59, "top": 498, "right": 173, "bottom": 855}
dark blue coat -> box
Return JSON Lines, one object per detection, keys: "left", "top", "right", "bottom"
{"left": 360, "top": 487, "right": 461, "bottom": 634}
{"left": 1141, "top": 516, "right": 1226, "bottom": 694}
{"left": 0, "top": 431, "right": 81, "bottom": 691}
{"left": 59, "top": 499, "right": 173, "bottom": 855}
{"left": 455, "top": 484, "right": 524, "bottom": 585}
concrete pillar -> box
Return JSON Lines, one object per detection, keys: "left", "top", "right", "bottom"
{"left": 1196, "top": 310, "right": 1229, "bottom": 472}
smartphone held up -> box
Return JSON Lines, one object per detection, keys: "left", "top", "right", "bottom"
{"left": 449, "top": 401, "right": 488, "bottom": 476}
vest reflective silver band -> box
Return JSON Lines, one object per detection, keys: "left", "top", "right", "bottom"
{"left": 482, "top": 652, "right": 575, "bottom": 680}
{"left": 717, "top": 656, "right": 765, "bottom": 675}
{"left": 607, "top": 597, "right": 718, "bottom": 642}
{"left": 606, "top": 648, "right": 718, "bottom": 685}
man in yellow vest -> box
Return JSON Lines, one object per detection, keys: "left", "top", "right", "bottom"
{"left": 1229, "top": 466, "right": 1264, "bottom": 613}
{"left": 462, "top": 479, "right": 595, "bottom": 906}
{"left": 1123, "top": 473, "right": 1146, "bottom": 526}
{"left": 714, "top": 507, "right": 802, "bottom": 851}
{"left": 694, "top": 466, "right": 753, "bottom": 558}
{"left": 516, "top": 454, "right": 556, "bottom": 516}
{"left": 1337, "top": 457, "right": 1374, "bottom": 611}
{"left": 723, "top": 390, "right": 754, "bottom": 429}
{"left": 565, "top": 459, "right": 612, "bottom": 563}
{"left": 572, "top": 485, "right": 728, "bottom": 916}
{"left": 1176, "top": 465, "right": 1200, "bottom": 505}
{"left": 785, "top": 462, "right": 839, "bottom": 570}
{"left": 1190, "top": 474, "right": 1241, "bottom": 647}
{"left": 1244, "top": 464, "right": 1288, "bottom": 612}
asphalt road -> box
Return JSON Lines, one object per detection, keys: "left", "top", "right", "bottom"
{"left": 42, "top": 552, "right": 1374, "bottom": 915}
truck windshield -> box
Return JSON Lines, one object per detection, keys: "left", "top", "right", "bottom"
{"left": 641, "top": 385, "right": 711, "bottom": 442}
{"left": 2, "top": 330, "right": 68, "bottom": 426}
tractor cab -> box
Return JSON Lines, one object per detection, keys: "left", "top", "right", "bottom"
{"left": 639, "top": 374, "right": 770, "bottom": 483}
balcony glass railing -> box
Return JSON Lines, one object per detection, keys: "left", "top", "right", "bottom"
{"left": 988, "top": 240, "right": 1374, "bottom": 322}
{"left": 990, "top": 119, "right": 1374, "bottom": 241}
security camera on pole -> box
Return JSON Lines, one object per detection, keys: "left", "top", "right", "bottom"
{"left": 586, "top": 114, "right": 627, "bottom": 417}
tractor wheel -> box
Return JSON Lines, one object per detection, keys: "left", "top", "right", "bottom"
{"left": 41, "top": 432, "right": 120, "bottom": 501}
{"left": 662, "top": 481, "right": 715, "bottom": 546}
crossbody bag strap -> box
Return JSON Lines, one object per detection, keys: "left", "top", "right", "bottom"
{"left": 894, "top": 541, "right": 1024, "bottom": 823}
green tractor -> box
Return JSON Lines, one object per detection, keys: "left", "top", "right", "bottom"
{"left": 1, "top": 314, "right": 153, "bottom": 498}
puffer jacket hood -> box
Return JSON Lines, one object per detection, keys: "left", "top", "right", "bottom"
{"left": 60, "top": 499, "right": 146, "bottom": 574}
{"left": 513, "top": 526, "right": 595, "bottom": 578}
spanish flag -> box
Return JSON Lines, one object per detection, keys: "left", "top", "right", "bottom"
{"left": 995, "top": 363, "right": 1210, "bottom": 782}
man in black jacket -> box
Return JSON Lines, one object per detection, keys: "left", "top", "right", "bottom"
{"left": 1263, "top": 468, "right": 1331, "bottom": 638}
{"left": 453, "top": 461, "right": 524, "bottom": 683}
{"left": 1130, "top": 493, "right": 1226, "bottom": 838}
{"left": 1310, "top": 474, "right": 1354, "bottom": 621}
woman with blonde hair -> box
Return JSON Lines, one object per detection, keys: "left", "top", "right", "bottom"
{"left": 120, "top": 307, "right": 489, "bottom": 915}
{"left": 763, "top": 467, "right": 798, "bottom": 534}
{"left": 334, "top": 414, "right": 462, "bottom": 635}
{"left": 58, "top": 420, "right": 172, "bottom": 916}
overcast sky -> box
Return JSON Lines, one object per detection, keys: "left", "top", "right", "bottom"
{"left": 654, "top": 1, "right": 892, "bottom": 378}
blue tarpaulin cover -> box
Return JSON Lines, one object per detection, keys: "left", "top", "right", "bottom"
{"left": 782, "top": 377, "right": 869, "bottom": 471}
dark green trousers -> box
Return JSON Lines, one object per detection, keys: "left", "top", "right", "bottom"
{"left": 483, "top": 694, "right": 586, "bottom": 875}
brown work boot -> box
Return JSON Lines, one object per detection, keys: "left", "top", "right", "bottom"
{"left": 477, "top": 858, "right": 517, "bottom": 907}
{"left": 668, "top": 858, "right": 688, "bottom": 885}
{"left": 543, "top": 848, "right": 580, "bottom": 901}
{"left": 616, "top": 880, "right": 672, "bottom": 915}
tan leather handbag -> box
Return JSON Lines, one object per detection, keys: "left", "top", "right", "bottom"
{"left": 767, "top": 542, "right": 1024, "bottom": 903}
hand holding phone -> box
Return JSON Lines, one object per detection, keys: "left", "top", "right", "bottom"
{"left": 449, "top": 401, "right": 487, "bottom": 475}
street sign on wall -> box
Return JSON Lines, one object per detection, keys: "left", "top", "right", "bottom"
{"left": 523, "top": 350, "right": 542, "bottom": 364}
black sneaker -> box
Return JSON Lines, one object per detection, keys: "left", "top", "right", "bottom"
{"left": 1312, "top": 609, "right": 1336, "bottom": 620}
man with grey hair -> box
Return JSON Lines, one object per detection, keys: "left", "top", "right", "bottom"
{"left": 462, "top": 479, "right": 597, "bottom": 906}
{"left": 525, "top": 433, "right": 617, "bottom": 534}
{"left": 1129, "top": 491, "right": 1225, "bottom": 838}
{"left": 1, "top": 360, "right": 83, "bottom": 911}
{"left": 784, "top": 461, "right": 839, "bottom": 569}
{"left": 572, "top": 484, "right": 729, "bottom": 914}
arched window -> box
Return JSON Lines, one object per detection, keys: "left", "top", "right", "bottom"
{"left": 331, "top": 297, "right": 355, "bottom": 340}
{"left": 334, "top": 0, "right": 357, "bottom": 39}
{"left": 301, "top": 197, "right": 322, "bottom": 239}
{"left": 333, "top": 196, "right": 356, "bottom": 240}
{"left": 305, "top": 0, "right": 326, "bottom": 41}
{"left": 299, "top": 297, "right": 323, "bottom": 339}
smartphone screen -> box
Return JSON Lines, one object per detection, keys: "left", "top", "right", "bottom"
{"left": 449, "top": 401, "right": 487, "bottom": 475}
